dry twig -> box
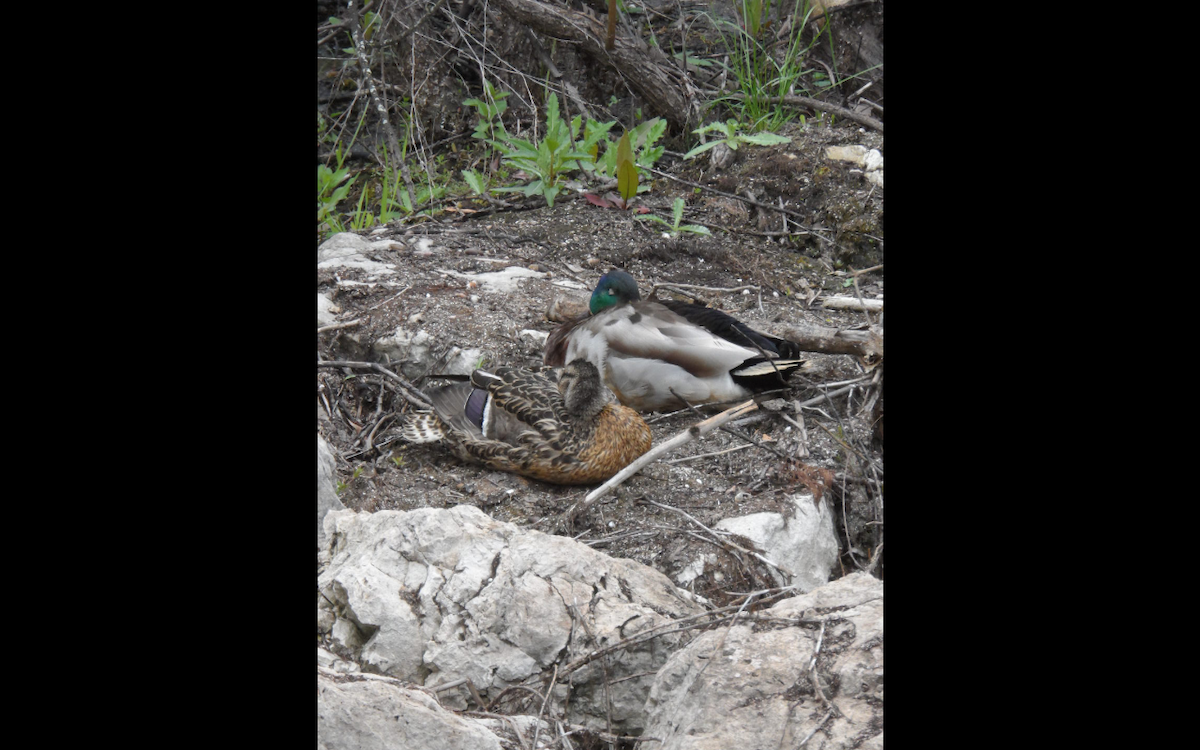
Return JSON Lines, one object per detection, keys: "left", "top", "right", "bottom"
{"left": 317, "top": 359, "right": 434, "bottom": 410}
{"left": 317, "top": 318, "right": 362, "bottom": 333}
{"left": 819, "top": 295, "right": 883, "bottom": 312}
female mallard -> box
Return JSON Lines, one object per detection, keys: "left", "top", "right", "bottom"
{"left": 399, "top": 359, "right": 651, "bottom": 485}
{"left": 545, "top": 269, "right": 807, "bottom": 412}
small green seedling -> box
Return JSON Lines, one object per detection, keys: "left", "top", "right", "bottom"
{"left": 683, "top": 119, "right": 791, "bottom": 160}
{"left": 318, "top": 161, "right": 356, "bottom": 235}
{"left": 635, "top": 197, "right": 711, "bottom": 237}
{"left": 461, "top": 169, "right": 487, "bottom": 196}
{"left": 462, "top": 79, "right": 510, "bottom": 149}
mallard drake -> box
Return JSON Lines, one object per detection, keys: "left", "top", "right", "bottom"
{"left": 399, "top": 359, "right": 652, "bottom": 485}
{"left": 545, "top": 269, "right": 807, "bottom": 412}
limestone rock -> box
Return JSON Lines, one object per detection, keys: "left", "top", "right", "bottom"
{"left": 318, "top": 671, "right": 502, "bottom": 750}
{"left": 714, "top": 493, "right": 839, "bottom": 591}
{"left": 642, "top": 572, "right": 883, "bottom": 750}
{"left": 317, "top": 435, "right": 345, "bottom": 552}
{"left": 318, "top": 505, "right": 707, "bottom": 734}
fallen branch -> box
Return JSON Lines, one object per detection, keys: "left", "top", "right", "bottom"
{"left": 492, "top": 0, "right": 701, "bottom": 129}
{"left": 776, "top": 324, "right": 882, "bottom": 361}
{"left": 529, "top": 663, "right": 557, "bottom": 750}
{"left": 317, "top": 318, "right": 362, "bottom": 333}
{"left": 819, "top": 295, "right": 883, "bottom": 312}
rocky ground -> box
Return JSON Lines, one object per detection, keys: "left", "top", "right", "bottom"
{"left": 318, "top": 118, "right": 884, "bottom": 606}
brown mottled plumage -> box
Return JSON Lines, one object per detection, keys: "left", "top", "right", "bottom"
{"left": 399, "top": 359, "right": 651, "bottom": 485}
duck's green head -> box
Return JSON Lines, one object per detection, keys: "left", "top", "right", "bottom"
{"left": 589, "top": 269, "right": 641, "bottom": 315}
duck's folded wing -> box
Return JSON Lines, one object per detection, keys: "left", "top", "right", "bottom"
{"left": 475, "top": 367, "right": 564, "bottom": 434}
{"left": 590, "top": 302, "right": 760, "bottom": 377}
{"left": 659, "top": 299, "right": 803, "bottom": 359}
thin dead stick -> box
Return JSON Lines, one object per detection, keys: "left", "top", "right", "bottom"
{"left": 362, "top": 284, "right": 412, "bottom": 312}
{"left": 819, "top": 296, "right": 883, "bottom": 312}
{"left": 576, "top": 399, "right": 758, "bottom": 512}
{"left": 469, "top": 711, "right": 531, "bottom": 750}
{"left": 361, "top": 413, "right": 393, "bottom": 455}
{"left": 431, "top": 677, "right": 469, "bottom": 693}
{"left": 554, "top": 590, "right": 798, "bottom": 679}
{"left": 662, "top": 442, "right": 755, "bottom": 464}
{"left": 650, "top": 282, "right": 759, "bottom": 299}
{"left": 864, "top": 538, "right": 883, "bottom": 575}
{"left": 724, "top": 92, "right": 883, "bottom": 132}
{"left": 529, "top": 663, "right": 556, "bottom": 750}
{"left": 571, "top": 605, "right": 616, "bottom": 741}
{"left": 317, "top": 318, "right": 362, "bottom": 333}
{"left": 317, "top": 359, "right": 434, "bottom": 410}
{"left": 671, "top": 389, "right": 793, "bottom": 462}
{"left": 798, "top": 708, "right": 836, "bottom": 748}
{"left": 807, "top": 619, "right": 845, "bottom": 720}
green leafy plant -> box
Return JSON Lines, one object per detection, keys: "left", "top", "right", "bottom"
{"left": 635, "top": 197, "right": 712, "bottom": 237}
{"left": 462, "top": 79, "right": 510, "bottom": 150}
{"left": 461, "top": 169, "right": 487, "bottom": 196}
{"left": 615, "top": 131, "right": 638, "bottom": 205}
{"left": 374, "top": 141, "right": 445, "bottom": 220}
{"left": 682, "top": 119, "right": 791, "bottom": 160}
{"left": 490, "top": 93, "right": 614, "bottom": 207}
{"left": 318, "top": 158, "right": 356, "bottom": 236}
{"left": 318, "top": 112, "right": 368, "bottom": 237}
{"left": 593, "top": 117, "right": 666, "bottom": 183}
{"left": 394, "top": 182, "right": 444, "bottom": 216}
{"left": 335, "top": 466, "right": 364, "bottom": 495}
{"left": 350, "top": 184, "right": 377, "bottom": 230}
{"left": 584, "top": 129, "right": 646, "bottom": 211}
{"left": 375, "top": 148, "right": 410, "bottom": 222}
{"left": 361, "top": 11, "right": 380, "bottom": 40}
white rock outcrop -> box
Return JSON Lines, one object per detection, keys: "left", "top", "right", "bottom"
{"left": 318, "top": 505, "right": 707, "bottom": 733}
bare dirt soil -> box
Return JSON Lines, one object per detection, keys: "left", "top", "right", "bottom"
{"left": 318, "top": 120, "right": 883, "bottom": 605}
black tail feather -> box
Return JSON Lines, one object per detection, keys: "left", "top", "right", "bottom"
{"left": 730, "top": 357, "right": 807, "bottom": 390}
